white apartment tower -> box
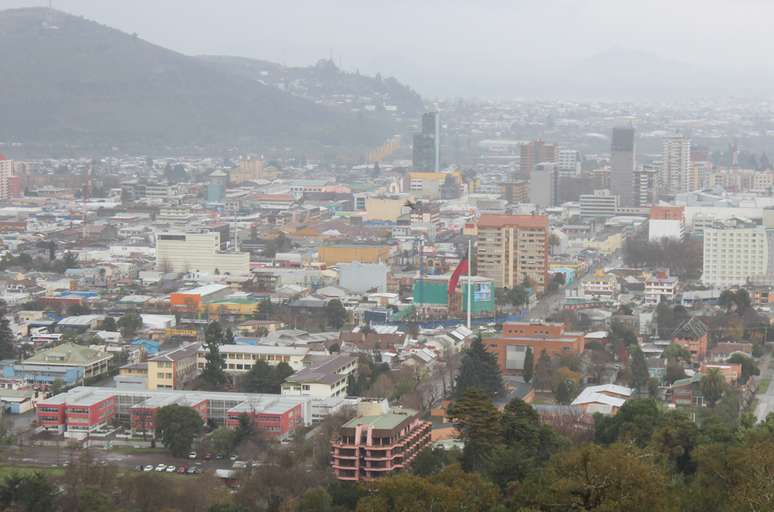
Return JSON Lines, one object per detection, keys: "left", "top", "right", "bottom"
{"left": 702, "top": 226, "right": 768, "bottom": 287}
{"left": 661, "top": 136, "right": 691, "bottom": 195}
{"left": 0, "top": 157, "right": 14, "bottom": 201}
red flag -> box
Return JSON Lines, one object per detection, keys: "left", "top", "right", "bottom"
{"left": 448, "top": 256, "right": 469, "bottom": 301}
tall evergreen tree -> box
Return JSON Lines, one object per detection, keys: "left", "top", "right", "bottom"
{"left": 455, "top": 336, "right": 504, "bottom": 399}
{"left": 447, "top": 388, "right": 503, "bottom": 472}
{"left": 201, "top": 321, "right": 227, "bottom": 388}
{"left": 630, "top": 347, "right": 650, "bottom": 392}
{"left": 533, "top": 349, "right": 553, "bottom": 391}
{"left": 522, "top": 347, "right": 534, "bottom": 383}
{"left": 0, "top": 302, "right": 15, "bottom": 360}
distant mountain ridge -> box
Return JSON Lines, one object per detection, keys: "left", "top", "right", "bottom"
{"left": 0, "top": 8, "right": 398, "bottom": 153}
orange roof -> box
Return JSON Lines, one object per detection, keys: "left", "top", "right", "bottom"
{"left": 477, "top": 214, "right": 548, "bottom": 229}
{"left": 650, "top": 205, "right": 684, "bottom": 220}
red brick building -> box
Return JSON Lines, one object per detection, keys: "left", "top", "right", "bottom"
{"left": 672, "top": 317, "right": 709, "bottom": 361}
{"left": 225, "top": 400, "right": 304, "bottom": 437}
{"left": 486, "top": 321, "right": 585, "bottom": 375}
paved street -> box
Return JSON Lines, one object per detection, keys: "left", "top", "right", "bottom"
{"left": 755, "top": 352, "right": 773, "bottom": 422}
{"left": 0, "top": 444, "right": 243, "bottom": 473}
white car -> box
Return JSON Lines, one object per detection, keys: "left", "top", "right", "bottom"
{"left": 155, "top": 464, "right": 166, "bottom": 472}
{"left": 143, "top": 465, "right": 154, "bottom": 472}
{"left": 165, "top": 465, "right": 176, "bottom": 473}
{"left": 188, "top": 452, "right": 197, "bottom": 460}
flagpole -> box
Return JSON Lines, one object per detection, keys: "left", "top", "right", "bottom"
{"left": 467, "top": 238, "right": 472, "bottom": 329}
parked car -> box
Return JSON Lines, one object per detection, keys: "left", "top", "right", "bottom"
{"left": 165, "top": 465, "right": 176, "bottom": 473}
{"left": 143, "top": 465, "right": 154, "bottom": 472}
{"left": 176, "top": 465, "right": 188, "bottom": 474}
{"left": 188, "top": 452, "right": 197, "bottom": 460}
{"left": 135, "top": 465, "right": 144, "bottom": 472}
{"left": 155, "top": 464, "right": 166, "bottom": 472}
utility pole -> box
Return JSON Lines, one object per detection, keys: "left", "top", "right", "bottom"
{"left": 467, "top": 239, "right": 472, "bottom": 329}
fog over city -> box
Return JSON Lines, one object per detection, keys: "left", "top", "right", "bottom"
{"left": 3, "top": 2, "right": 774, "bottom": 511}
{"left": 7, "top": 0, "right": 774, "bottom": 98}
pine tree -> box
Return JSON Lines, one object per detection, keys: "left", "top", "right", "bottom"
{"left": 523, "top": 347, "right": 534, "bottom": 383}
{"left": 533, "top": 349, "right": 553, "bottom": 391}
{"left": 448, "top": 388, "right": 503, "bottom": 472}
{"left": 630, "top": 347, "right": 650, "bottom": 392}
{"left": 455, "top": 336, "right": 504, "bottom": 399}
{"left": 0, "top": 302, "right": 15, "bottom": 360}
{"left": 201, "top": 321, "right": 227, "bottom": 388}
{"left": 555, "top": 379, "right": 575, "bottom": 404}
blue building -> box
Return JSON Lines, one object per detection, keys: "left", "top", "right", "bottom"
{"left": 207, "top": 169, "right": 228, "bottom": 204}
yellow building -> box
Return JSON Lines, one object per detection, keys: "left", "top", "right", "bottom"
{"left": 203, "top": 297, "right": 260, "bottom": 317}
{"left": 146, "top": 344, "right": 200, "bottom": 390}
{"left": 365, "top": 195, "right": 411, "bottom": 222}
{"left": 318, "top": 245, "right": 390, "bottom": 266}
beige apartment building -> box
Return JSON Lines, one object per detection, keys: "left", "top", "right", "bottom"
{"left": 476, "top": 214, "right": 549, "bottom": 293}
{"left": 156, "top": 231, "right": 249, "bottom": 275}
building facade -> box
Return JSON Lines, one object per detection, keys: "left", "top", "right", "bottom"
{"left": 331, "top": 407, "right": 431, "bottom": 481}
{"left": 609, "top": 127, "right": 636, "bottom": 206}
{"left": 702, "top": 226, "right": 768, "bottom": 287}
{"left": 476, "top": 214, "right": 549, "bottom": 293}
{"left": 579, "top": 189, "right": 619, "bottom": 219}
{"left": 661, "top": 135, "right": 691, "bottom": 195}
{"left": 197, "top": 344, "right": 309, "bottom": 373}
{"left": 519, "top": 140, "right": 557, "bottom": 178}
{"left": 486, "top": 321, "right": 586, "bottom": 376}
{"left": 156, "top": 232, "right": 250, "bottom": 275}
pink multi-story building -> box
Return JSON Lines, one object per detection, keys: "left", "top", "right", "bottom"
{"left": 331, "top": 407, "right": 431, "bottom": 481}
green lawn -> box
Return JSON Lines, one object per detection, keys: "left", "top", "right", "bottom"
{"left": 0, "top": 465, "right": 65, "bottom": 479}
{"left": 757, "top": 378, "right": 771, "bottom": 394}
{"left": 108, "top": 446, "right": 165, "bottom": 455}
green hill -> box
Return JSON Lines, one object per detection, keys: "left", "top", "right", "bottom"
{"left": 0, "top": 8, "right": 393, "bottom": 153}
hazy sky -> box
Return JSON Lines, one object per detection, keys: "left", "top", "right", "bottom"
{"left": 5, "top": 0, "right": 774, "bottom": 98}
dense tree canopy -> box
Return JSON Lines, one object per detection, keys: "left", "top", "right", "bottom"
{"left": 454, "top": 336, "right": 503, "bottom": 399}
{"left": 155, "top": 404, "right": 203, "bottom": 457}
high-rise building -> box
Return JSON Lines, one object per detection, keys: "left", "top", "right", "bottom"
{"left": 557, "top": 149, "right": 581, "bottom": 178}
{"left": 609, "top": 127, "right": 635, "bottom": 206}
{"left": 476, "top": 214, "right": 549, "bottom": 293}
{"left": 529, "top": 163, "right": 558, "bottom": 208}
{"left": 519, "top": 140, "right": 557, "bottom": 177}
{"left": 0, "top": 155, "right": 15, "bottom": 201}
{"left": 634, "top": 168, "right": 658, "bottom": 207}
{"left": 702, "top": 226, "right": 768, "bottom": 287}
{"left": 207, "top": 170, "right": 228, "bottom": 204}
{"left": 412, "top": 112, "right": 440, "bottom": 171}
{"left": 661, "top": 135, "right": 691, "bottom": 195}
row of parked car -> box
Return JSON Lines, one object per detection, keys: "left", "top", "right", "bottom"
{"left": 136, "top": 463, "right": 202, "bottom": 475}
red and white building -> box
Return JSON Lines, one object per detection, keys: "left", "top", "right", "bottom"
{"left": 37, "top": 387, "right": 314, "bottom": 439}
{"left": 37, "top": 388, "right": 117, "bottom": 437}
